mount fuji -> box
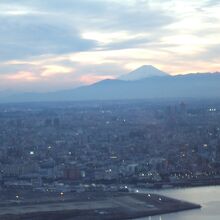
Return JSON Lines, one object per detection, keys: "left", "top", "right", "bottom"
{"left": 119, "top": 65, "right": 169, "bottom": 81}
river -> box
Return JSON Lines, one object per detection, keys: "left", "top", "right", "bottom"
{"left": 134, "top": 186, "right": 220, "bottom": 220}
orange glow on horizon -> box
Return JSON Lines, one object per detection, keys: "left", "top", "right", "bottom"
{"left": 6, "top": 71, "right": 39, "bottom": 81}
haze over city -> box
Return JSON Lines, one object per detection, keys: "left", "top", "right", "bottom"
{"left": 1, "top": 0, "right": 220, "bottom": 92}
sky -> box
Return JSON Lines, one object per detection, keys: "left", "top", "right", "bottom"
{"left": 0, "top": 0, "right": 220, "bottom": 92}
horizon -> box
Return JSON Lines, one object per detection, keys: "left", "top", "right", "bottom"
{"left": 1, "top": 0, "right": 220, "bottom": 92}
{"left": 2, "top": 65, "right": 220, "bottom": 94}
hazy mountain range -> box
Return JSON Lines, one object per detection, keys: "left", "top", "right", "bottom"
{"left": 1, "top": 65, "right": 220, "bottom": 102}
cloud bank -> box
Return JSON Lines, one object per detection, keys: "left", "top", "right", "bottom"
{"left": 0, "top": 0, "right": 220, "bottom": 91}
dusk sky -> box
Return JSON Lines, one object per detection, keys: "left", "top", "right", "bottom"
{"left": 1, "top": 0, "right": 220, "bottom": 92}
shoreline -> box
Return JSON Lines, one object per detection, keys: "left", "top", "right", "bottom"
{"left": 0, "top": 192, "right": 201, "bottom": 220}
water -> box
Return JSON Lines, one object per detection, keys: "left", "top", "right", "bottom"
{"left": 135, "top": 186, "right": 220, "bottom": 220}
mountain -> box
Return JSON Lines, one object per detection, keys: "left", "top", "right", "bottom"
{"left": 119, "top": 65, "right": 169, "bottom": 81}
{"left": 1, "top": 71, "right": 220, "bottom": 103}
{"left": 70, "top": 73, "right": 220, "bottom": 100}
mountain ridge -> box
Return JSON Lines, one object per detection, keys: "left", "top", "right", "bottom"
{"left": 1, "top": 67, "right": 220, "bottom": 103}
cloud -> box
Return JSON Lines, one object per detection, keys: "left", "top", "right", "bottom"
{"left": 0, "top": 0, "right": 175, "bottom": 62}
{"left": 0, "top": 57, "right": 128, "bottom": 92}
{"left": 0, "top": 15, "right": 97, "bottom": 61}
{"left": 102, "top": 36, "right": 152, "bottom": 50}
{"left": 0, "top": 0, "right": 174, "bottom": 31}
{"left": 205, "top": 0, "right": 220, "bottom": 7}
{"left": 195, "top": 44, "right": 220, "bottom": 61}
{"left": 6, "top": 71, "right": 39, "bottom": 81}
{"left": 0, "top": 0, "right": 220, "bottom": 92}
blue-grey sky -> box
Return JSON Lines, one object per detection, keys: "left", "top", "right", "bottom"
{"left": 0, "top": 0, "right": 220, "bottom": 91}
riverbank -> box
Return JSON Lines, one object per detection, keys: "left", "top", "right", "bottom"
{"left": 131, "top": 177, "right": 220, "bottom": 190}
{"left": 0, "top": 192, "right": 201, "bottom": 220}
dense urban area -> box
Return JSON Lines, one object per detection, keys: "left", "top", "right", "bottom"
{"left": 0, "top": 99, "right": 220, "bottom": 201}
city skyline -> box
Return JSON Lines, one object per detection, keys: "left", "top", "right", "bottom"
{"left": 1, "top": 0, "right": 220, "bottom": 92}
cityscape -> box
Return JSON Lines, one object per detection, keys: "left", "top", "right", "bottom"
{"left": 0, "top": 100, "right": 220, "bottom": 196}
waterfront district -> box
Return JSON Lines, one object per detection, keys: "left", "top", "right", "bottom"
{"left": 0, "top": 100, "right": 219, "bottom": 201}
